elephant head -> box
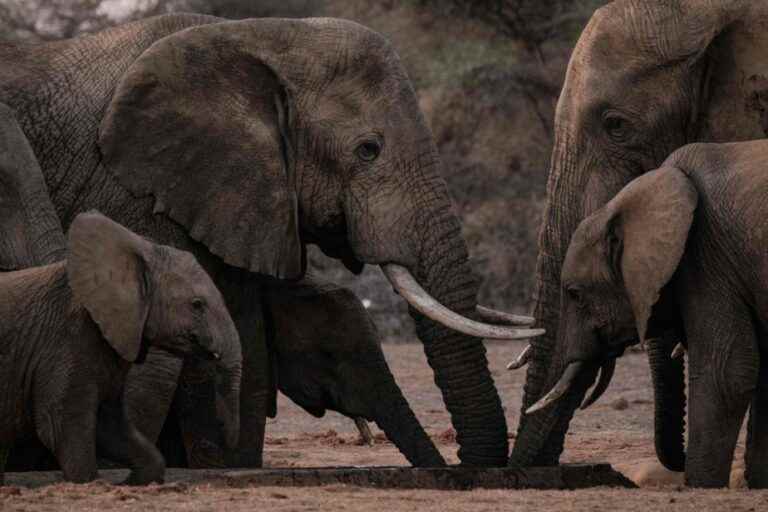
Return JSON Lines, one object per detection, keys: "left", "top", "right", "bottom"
{"left": 512, "top": 0, "right": 756, "bottom": 466}
{"left": 265, "top": 275, "right": 445, "bottom": 467}
{"left": 67, "top": 211, "right": 243, "bottom": 450}
{"left": 526, "top": 167, "right": 697, "bottom": 471}
{"left": 98, "top": 17, "right": 540, "bottom": 465}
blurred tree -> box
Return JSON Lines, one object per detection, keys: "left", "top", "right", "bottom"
{"left": 419, "top": 0, "right": 606, "bottom": 58}
{"left": 0, "top": 0, "right": 323, "bottom": 41}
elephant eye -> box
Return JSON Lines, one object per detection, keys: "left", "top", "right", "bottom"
{"left": 355, "top": 140, "right": 382, "bottom": 162}
{"left": 566, "top": 287, "right": 583, "bottom": 303}
{"left": 191, "top": 297, "right": 206, "bottom": 311}
{"left": 602, "top": 112, "right": 631, "bottom": 142}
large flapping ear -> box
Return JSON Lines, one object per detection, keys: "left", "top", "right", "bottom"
{"left": 99, "top": 21, "right": 302, "bottom": 279}
{"left": 67, "top": 211, "right": 153, "bottom": 362}
{"left": 602, "top": 167, "right": 698, "bottom": 342}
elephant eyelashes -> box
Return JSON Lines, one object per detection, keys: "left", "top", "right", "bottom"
{"left": 355, "top": 140, "right": 382, "bottom": 162}
{"left": 602, "top": 112, "right": 631, "bottom": 143}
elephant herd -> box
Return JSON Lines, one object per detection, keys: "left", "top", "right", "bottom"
{"left": 0, "top": 0, "right": 766, "bottom": 490}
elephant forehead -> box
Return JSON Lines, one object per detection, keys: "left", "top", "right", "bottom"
{"left": 568, "top": 2, "right": 673, "bottom": 100}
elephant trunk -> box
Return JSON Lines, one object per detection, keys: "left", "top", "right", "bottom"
{"left": 0, "top": 106, "right": 66, "bottom": 269}
{"left": 511, "top": 135, "right": 594, "bottom": 466}
{"left": 213, "top": 319, "right": 243, "bottom": 451}
{"left": 368, "top": 362, "right": 446, "bottom": 467}
{"left": 215, "top": 362, "right": 242, "bottom": 450}
{"left": 402, "top": 211, "right": 509, "bottom": 466}
{"left": 647, "top": 335, "right": 686, "bottom": 471}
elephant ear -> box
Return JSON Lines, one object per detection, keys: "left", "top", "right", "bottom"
{"left": 657, "top": 0, "right": 746, "bottom": 63}
{"left": 67, "top": 211, "right": 152, "bottom": 362}
{"left": 98, "top": 22, "right": 302, "bottom": 279}
{"left": 603, "top": 167, "right": 698, "bottom": 342}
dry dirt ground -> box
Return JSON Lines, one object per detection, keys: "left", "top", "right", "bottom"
{"left": 3, "top": 342, "right": 768, "bottom": 511}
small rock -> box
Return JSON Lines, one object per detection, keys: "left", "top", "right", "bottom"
{"left": 270, "top": 492, "right": 289, "bottom": 500}
{"left": 0, "top": 486, "right": 21, "bottom": 497}
{"left": 611, "top": 397, "right": 629, "bottom": 410}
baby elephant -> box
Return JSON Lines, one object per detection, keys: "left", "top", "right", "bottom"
{"left": 528, "top": 141, "right": 768, "bottom": 488}
{"left": 0, "top": 212, "right": 242, "bottom": 485}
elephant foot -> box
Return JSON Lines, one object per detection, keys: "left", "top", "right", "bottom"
{"left": 122, "top": 466, "right": 165, "bottom": 486}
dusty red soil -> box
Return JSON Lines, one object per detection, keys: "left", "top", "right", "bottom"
{"left": 3, "top": 342, "right": 768, "bottom": 511}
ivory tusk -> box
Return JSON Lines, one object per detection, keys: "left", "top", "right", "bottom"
{"left": 526, "top": 361, "right": 584, "bottom": 415}
{"left": 580, "top": 358, "right": 616, "bottom": 410}
{"left": 354, "top": 417, "right": 374, "bottom": 446}
{"left": 506, "top": 344, "right": 532, "bottom": 370}
{"left": 382, "top": 264, "right": 545, "bottom": 340}
{"left": 476, "top": 305, "right": 536, "bottom": 326}
{"left": 671, "top": 343, "right": 686, "bottom": 359}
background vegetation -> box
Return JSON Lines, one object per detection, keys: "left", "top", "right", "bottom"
{"left": 0, "top": 0, "right": 607, "bottom": 340}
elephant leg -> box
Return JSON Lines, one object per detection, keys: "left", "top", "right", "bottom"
{"left": 684, "top": 290, "right": 758, "bottom": 488}
{"left": 123, "top": 348, "right": 184, "bottom": 444}
{"left": 174, "top": 358, "right": 227, "bottom": 468}
{"left": 222, "top": 282, "right": 271, "bottom": 468}
{"left": 40, "top": 408, "right": 98, "bottom": 483}
{"left": 228, "top": 305, "right": 271, "bottom": 467}
{"left": 0, "top": 445, "right": 7, "bottom": 485}
{"left": 96, "top": 399, "right": 165, "bottom": 485}
{"left": 745, "top": 364, "right": 768, "bottom": 488}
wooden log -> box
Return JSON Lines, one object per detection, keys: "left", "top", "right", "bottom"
{"left": 4, "top": 464, "right": 636, "bottom": 490}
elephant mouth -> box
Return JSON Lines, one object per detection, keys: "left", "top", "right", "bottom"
{"left": 303, "top": 225, "right": 365, "bottom": 275}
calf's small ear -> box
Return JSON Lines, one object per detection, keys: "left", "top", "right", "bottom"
{"left": 602, "top": 167, "right": 698, "bottom": 342}
{"left": 67, "top": 211, "right": 152, "bottom": 362}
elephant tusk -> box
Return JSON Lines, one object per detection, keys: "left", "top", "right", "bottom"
{"left": 580, "top": 358, "right": 616, "bottom": 410}
{"left": 506, "top": 344, "right": 532, "bottom": 370}
{"left": 671, "top": 342, "right": 686, "bottom": 359}
{"left": 476, "top": 305, "right": 536, "bottom": 326}
{"left": 382, "top": 264, "right": 545, "bottom": 340}
{"left": 526, "top": 361, "right": 584, "bottom": 415}
{"left": 354, "top": 417, "right": 375, "bottom": 446}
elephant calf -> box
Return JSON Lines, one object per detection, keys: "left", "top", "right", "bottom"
{"left": 0, "top": 212, "right": 242, "bottom": 485}
{"left": 527, "top": 141, "right": 768, "bottom": 488}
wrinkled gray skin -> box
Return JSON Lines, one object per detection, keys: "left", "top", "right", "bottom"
{"left": 265, "top": 275, "right": 445, "bottom": 467}
{"left": 514, "top": 0, "right": 768, "bottom": 466}
{"left": 0, "top": 212, "right": 242, "bottom": 485}
{"left": 0, "top": 15, "right": 507, "bottom": 466}
{"left": 548, "top": 141, "right": 768, "bottom": 488}
{"left": 0, "top": 103, "right": 65, "bottom": 269}
{"left": 156, "top": 274, "right": 445, "bottom": 468}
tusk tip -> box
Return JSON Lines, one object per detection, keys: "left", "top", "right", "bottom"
{"left": 671, "top": 343, "right": 686, "bottom": 359}
{"left": 521, "top": 328, "right": 546, "bottom": 339}
{"left": 525, "top": 402, "right": 547, "bottom": 415}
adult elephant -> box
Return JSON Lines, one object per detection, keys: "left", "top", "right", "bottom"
{"left": 0, "top": 14, "right": 539, "bottom": 467}
{"left": 511, "top": 0, "right": 768, "bottom": 466}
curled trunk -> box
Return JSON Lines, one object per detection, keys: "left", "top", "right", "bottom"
{"left": 407, "top": 213, "right": 509, "bottom": 466}
{"left": 647, "top": 335, "right": 686, "bottom": 471}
